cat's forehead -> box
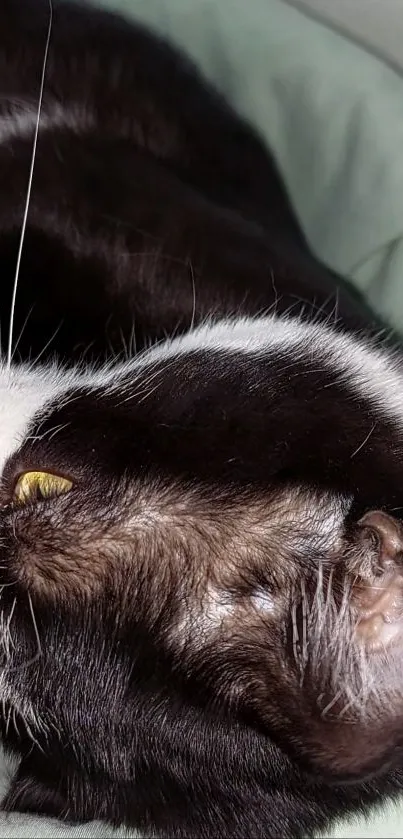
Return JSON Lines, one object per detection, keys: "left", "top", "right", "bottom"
{"left": 1, "top": 311, "right": 402, "bottom": 490}
{"left": 133, "top": 313, "right": 403, "bottom": 420}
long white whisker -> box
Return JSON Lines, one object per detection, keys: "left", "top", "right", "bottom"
{"left": 6, "top": 0, "right": 53, "bottom": 371}
{"left": 5, "top": 704, "right": 12, "bottom": 737}
{"left": 321, "top": 688, "right": 343, "bottom": 718}
{"left": 291, "top": 599, "right": 300, "bottom": 669}
{"left": 299, "top": 577, "right": 308, "bottom": 684}
{"left": 12, "top": 706, "right": 20, "bottom": 739}
{"left": 5, "top": 597, "right": 17, "bottom": 656}
{"left": 7, "top": 594, "right": 43, "bottom": 673}
{"left": 28, "top": 593, "right": 42, "bottom": 663}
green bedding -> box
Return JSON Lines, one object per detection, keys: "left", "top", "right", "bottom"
{"left": 2, "top": 0, "right": 403, "bottom": 836}
{"left": 94, "top": 0, "right": 403, "bottom": 334}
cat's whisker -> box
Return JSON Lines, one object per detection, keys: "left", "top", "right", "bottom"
{"left": 8, "top": 305, "right": 34, "bottom": 363}
{"left": 350, "top": 423, "right": 376, "bottom": 460}
{"left": 6, "top": 0, "right": 53, "bottom": 373}
{"left": 46, "top": 422, "right": 71, "bottom": 442}
{"left": 189, "top": 259, "right": 197, "bottom": 333}
{"left": 5, "top": 703, "right": 12, "bottom": 737}
{"left": 291, "top": 599, "right": 300, "bottom": 671}
{"left": 136, "top": 380, "right": 164, "bottom": 405}
{"left": 129, "top": 320, "right": 137, "bottom": 357}
{"left": 4, "top": 597, "right": 17, "bottom": 658}
{"left": 4, "top": 594, "right": 44, "bottom": 675}
{"left": 23, "top": 716, "right": 46, "bottom": 755}
{"left": 28, "top": 593, "right": 42, "bottom": 664}
{"left": 12, "top": 706, "right": 20, "bottom": 739}
{"left": 29, "top": 321, "right": 63, "bottom": 366}
{"left": 320, "top": 688, "right": 343, "bottom": 719}
{"left": 299, "top": 578, "right": 308, "bottom": 684}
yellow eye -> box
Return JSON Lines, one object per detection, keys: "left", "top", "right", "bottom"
{"left": 13, "top": 471, "right": 73, "bottom": 504}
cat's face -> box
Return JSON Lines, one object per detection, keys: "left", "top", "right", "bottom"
{"left": 1, "top": 314, "right": 403, "bottom": 816}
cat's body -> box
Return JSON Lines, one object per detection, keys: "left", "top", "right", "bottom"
{"left": 1, "top": 1, "right": 403, "bottom": 837}
{"left": 0, "top": 0, "right": 376, "bottom": 364}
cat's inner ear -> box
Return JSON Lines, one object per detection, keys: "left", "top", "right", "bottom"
{"left": 351, "top": 510, "right": 403, "bottom": 651}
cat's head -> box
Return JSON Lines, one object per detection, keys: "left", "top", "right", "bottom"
{"left": 1, "top": 314, "right": 403, "bottom": 822}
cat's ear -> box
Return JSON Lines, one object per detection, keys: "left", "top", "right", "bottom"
{"left": 284, "top": 508, "right": 403, "bottom": 784}
{"left": 3, "top": 757, "right": 80, "bottom": 823}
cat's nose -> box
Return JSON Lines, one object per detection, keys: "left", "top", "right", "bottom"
{"left": 358, "top": 510, "right": 403, "bottom": 568}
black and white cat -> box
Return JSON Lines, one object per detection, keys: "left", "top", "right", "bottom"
{"left": 1, "top": 1, "right": 403, "bottom": 836}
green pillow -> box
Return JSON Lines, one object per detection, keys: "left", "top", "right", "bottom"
{"left": 94, "top": 0, "right": 403, "bottom": 334}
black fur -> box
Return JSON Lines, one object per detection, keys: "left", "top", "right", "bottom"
{"left": 0, "top": 0, "right": 378, "bottom": 363}
{"left": 0, "top": 2, "right": 403, "bottom": 838}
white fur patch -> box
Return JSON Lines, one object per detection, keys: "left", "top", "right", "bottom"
{"left": 0, "top": 361, "right": 85, "bottom": 476}
{"left": 131, "top": 315, "right": 403, "bottom": 430}
{"left": 1, "top": 313, "right": 395, "bottom": 493}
